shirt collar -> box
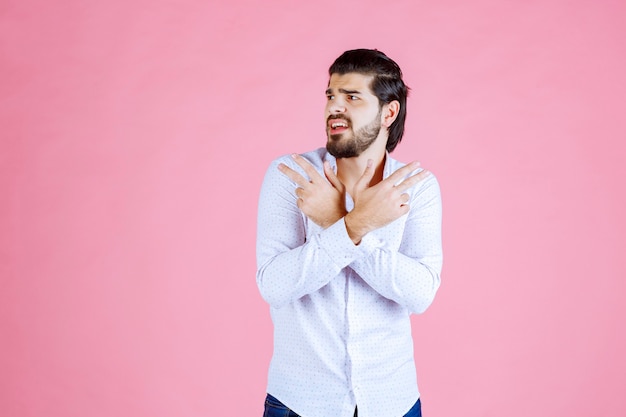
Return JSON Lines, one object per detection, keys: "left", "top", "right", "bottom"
{"left": 323, "top": 149, "right": 395, "bottom": 179}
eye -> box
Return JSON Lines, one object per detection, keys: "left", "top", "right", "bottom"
{"left": 348, "top": 95, "right": 359, "bottom": 101}
{"left": 326, "top": 94, "right": 335, "bottom": 100}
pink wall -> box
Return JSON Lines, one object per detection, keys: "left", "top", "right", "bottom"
{"left": 2, "top": 0, "right": 625, "bottom": 416}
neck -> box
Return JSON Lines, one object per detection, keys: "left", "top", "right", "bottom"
{"left": 336, "top": 139, "right": 387, "bottom": 194}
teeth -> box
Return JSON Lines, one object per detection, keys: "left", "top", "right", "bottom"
{"left": 331, "top": 122, "right": 348, "bottom": 128}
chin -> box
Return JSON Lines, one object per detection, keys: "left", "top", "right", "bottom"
{"left": 326, "top": 144, "right": 359, "bottom": 159}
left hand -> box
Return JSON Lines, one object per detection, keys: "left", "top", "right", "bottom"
{"left": 278, "top": 154, "right": 347, "bottom": 228}
{"left": 345, "top": 160, "right": 430, "bottom": 244}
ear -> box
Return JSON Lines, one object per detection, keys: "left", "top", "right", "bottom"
{"left": 381, "top": 100, "right": 400, "bottom": 127}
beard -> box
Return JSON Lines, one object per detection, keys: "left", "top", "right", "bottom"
{"left": 326, "top": 110, "right": 382, "bottom": 159}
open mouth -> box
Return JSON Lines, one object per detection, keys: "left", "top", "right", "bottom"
{"left": 328, "top": 119, "right": 349, "bottom": 135}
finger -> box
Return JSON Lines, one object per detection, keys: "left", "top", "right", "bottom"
{"left": 400, "top": 193, "right": 410, "bottom": 205}
{"left": 385, "top": 161, "right": 421, "bottom": 185}
{"left": 292, "top": 154, "right": 324, "bottom": 183}
{"left": 354, "top": 159, "right": 375, "bottom": 192}
{"left": 278, "top": 163, "right": 310, "bottom": 188}
{"left": 395, "top": 169, "right": 431, "bottom": 193}
{"left": 323, "top": 161, "right": 344, "bottom": 191}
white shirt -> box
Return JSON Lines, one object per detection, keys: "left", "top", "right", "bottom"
{"left": 256, "top": 148, "right": 442, "bottom": 417}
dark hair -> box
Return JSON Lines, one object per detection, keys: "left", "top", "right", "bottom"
{"left": 329, "top": 49, "right": 410, "bottom": 153}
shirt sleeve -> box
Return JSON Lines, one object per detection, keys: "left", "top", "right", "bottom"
{"left": 256, "top": 158, "right": 376, "bottom": 309}
{"left": 349, "top": 174, "right": 443, "bottom": 314}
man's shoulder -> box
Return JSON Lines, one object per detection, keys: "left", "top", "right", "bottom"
{"left": 384, "top": 153, "right": 416, "bottom": 178}
{"left": 301, "top": 147, "right": 328, "bottom": 162}
{"left": 269, "top": 147, "right": 329, "bottom": 168}
{"left": 385, "top": 153, "right": 441, "bottom": 194}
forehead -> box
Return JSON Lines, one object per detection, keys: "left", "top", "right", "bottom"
{"left": 327, "top": 72, "right": 375, "bottom": 95}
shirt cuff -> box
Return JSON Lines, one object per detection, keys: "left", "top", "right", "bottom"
{"left": 317, "top": 218, "right": 379, "bottom": 269}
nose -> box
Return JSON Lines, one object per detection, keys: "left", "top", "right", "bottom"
{"left": 327, "top": 97, "right": 346, "bottom": 114}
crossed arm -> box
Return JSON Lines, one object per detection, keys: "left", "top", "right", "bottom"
{"left": 278, "top": 154, "right": 428, "bottom": 244}
{"left": 256, "top": 154, "right": 442, "bottom": 312}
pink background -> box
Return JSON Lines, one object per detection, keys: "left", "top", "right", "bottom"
{"left": 2, "top": 0, "right": 625, "bottom": 416}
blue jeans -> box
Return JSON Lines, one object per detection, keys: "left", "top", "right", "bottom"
{"left": 263, "top": 394, "right": 422, "bottom": 417}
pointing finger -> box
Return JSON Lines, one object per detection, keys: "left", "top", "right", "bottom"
{"left": 354, "top": 159, "right": 375, "bottom": 192}
{"left": 323, "top": 161, "right": 344, "bottom": 191}
{"left": 385, "top": 161, "right": 421, "bottom": 186}
{"left": 292, "top": 154, "right": 324, "bottom": 183}
{"left": 278, "top": 163, "right": 310, "bottom": 188}
{"left": 394, "top": 169, "right": 430, "bottom": 193}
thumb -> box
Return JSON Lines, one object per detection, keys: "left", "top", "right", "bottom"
{"left": 354, "top": 159, "right": 375, "bottom": 192}
{"left": 323, "top": 161, "right": 344, "bottom": 191}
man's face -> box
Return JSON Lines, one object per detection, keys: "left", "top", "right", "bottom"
{"left": 325, "top": 72, "right": 383, "bottom": 159}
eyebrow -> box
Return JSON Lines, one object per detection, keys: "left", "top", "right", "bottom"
{"left": 325, "top": 88, "right": 362, "bottom": 95}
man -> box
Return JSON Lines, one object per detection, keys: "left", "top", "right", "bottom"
{"left": 256, "top": 49, "right": 442, "bottom": 417}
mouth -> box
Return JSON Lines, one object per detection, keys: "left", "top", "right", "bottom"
{"left": 328, "top": 118, "right": 350, "bottom": 135}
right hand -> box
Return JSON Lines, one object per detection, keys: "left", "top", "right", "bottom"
{"left": 278, "top": 154, "right": 347, "bottom": 229}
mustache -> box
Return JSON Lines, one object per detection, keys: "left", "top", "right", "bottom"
{"left": 327, "top": 115, "right": 351, "bottom": 124}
